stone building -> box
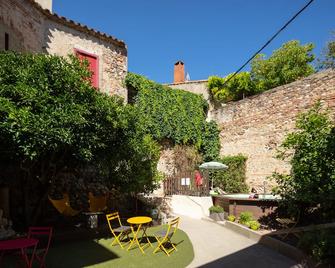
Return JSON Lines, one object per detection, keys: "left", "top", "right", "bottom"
{"left": 0, "top": 0, "right": 128, "bottom": 99}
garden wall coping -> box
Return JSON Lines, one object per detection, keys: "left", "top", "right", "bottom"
{"left": 202, "top": 216, "right": 312, "bottom": 265}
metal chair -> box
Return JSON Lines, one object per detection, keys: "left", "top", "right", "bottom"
{"left": 153, "top": 217, "right": 180, "bottom": 256}
{"left": 48, "top": 194, "right": 80, "bottom": 216}
{"left": 88, "top": 192, "right": 107, "bottom": 213}
{"left": 27, "top": 226, "right": 53, "bottom": 268}
{"left": 106, "top": 212, "right": 131, "bottom": 249}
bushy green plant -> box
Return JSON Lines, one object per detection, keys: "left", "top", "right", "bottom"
{"left": 239, "top": 211, "right": 253, "bottom": 225}
{"left": 208, "top": 72, "right": 259, "bottom": 102}
{"left": 251, "top": 40, "right": 315, "bottom": 91}
{"left": 124, "top": 72, "right": 220, "bottom": 161}
{"left": 317, "top": 31, "right": 335, "bottom": 70}
{"left": 209, "top": 205, "right": 224, "bottom": 214}
{"left": 227, "top": 215, "right": 236, "bottom": 222}
{"left": 200, "top": 120, "right": 220, "bottom": 161}
{"left": 249, "top": 220, "right": 261, "bottom": 231}
{"left": 272, "top": 102, "right": 335, "bottom": 221}
{"left": 208, "top": 40, "right": 315, "bottom": 103}
{"left": 243, "top": 221, "right": 251, "bottom": 228}
{"left": 298, "top": 229, "right": 335, "bottom": 265}
{"left": 0, "top": 52, "right": 161, "bottom": 224}
{"left": 211, "top": 155, "right": 248, "bottom": 193}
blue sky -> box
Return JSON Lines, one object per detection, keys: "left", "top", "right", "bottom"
{"left": 54, "top": 0, "right": 334, "bottom": 84}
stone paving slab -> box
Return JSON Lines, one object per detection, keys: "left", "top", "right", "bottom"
{"left": 178, "top": 215, "right": 302, "bottom": 268}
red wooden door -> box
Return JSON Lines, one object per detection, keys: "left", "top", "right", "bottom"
{"left": 76, "top": 50, "right": 99, "bottom": 88}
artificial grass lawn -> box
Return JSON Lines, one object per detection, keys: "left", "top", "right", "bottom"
{"left": 7, "top": 225, "right": 193, "bottom": 268}
{"left": 47, "top": 225, "right": 193, "bottom": 268}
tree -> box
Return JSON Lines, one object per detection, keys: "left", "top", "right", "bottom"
{"left": 317, "top": 32, "right": 335, "bottom": 70}
{"left": 272, "top": 103, "right": 335, "bottom": 221}
{"left": 208, "top": 72, "right": 258, "bottom": 102}
{"left": 251, "top": 40, "right": 315, "bottom": 91}
{"left": 208, "top": 40, "right": 315, "bottom": 103}
{"left": 0, "top": 52, "right": 160, "bottom": 225}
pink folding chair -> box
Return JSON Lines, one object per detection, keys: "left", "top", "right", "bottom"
{"left": 27, "top": 227, "right": 53, "bottom": 268}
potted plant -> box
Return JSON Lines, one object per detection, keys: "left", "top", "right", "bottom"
{"left": 209, "top": 205, "right": 225, "bottom": 221}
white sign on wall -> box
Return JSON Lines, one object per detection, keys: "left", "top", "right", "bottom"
{"left": 181, "top": 178, "right": 191, "bottom": 186}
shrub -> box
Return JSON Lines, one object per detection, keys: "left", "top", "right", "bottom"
{"left": 209, "top": 205, "right": 224, "bottom": 214}
{"left": 239, "top": 211, "right": 253, "bottom": 225}
{"left": 227, "top": 215, "right": 236, "bottom": 222}
{"left": 298, "top": 229, "right": 335, "bottom": 265}
{"left": 244, "top": 221, "right": 251, "bottom": 228}
{"left": 249, "top": 220, "right": 261, "bottom": 231}
{"left": 208, "top": 72, "right": 258, "bottom": 102}
{"left": 272, "top": 102, "right": 335, "bottom": 221}
{"left": 211, "top": 155, "right": 248, "bottom": 193}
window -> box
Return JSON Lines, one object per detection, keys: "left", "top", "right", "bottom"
{"left": 75, "top": 49, "right": 99, "bottom": 88}
{"left": 5, "top": 33, "right": 9, "bottom": 51}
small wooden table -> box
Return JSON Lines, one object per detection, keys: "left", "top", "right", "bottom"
{"left": 127, "top": 216, "right": 152, "bottom": 254}
{"left": 0, "top": 238, "right": 38, "bottom": 268}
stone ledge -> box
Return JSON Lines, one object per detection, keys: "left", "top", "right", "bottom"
{"left": 204, "top": 218, "right": 312, "bottom": 265}
{"left": 224, "top": 221, "right": 263, "bottom": 242}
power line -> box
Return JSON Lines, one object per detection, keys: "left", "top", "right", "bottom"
{"left": 222, "top": 0, "right": 315, "bottom": 86}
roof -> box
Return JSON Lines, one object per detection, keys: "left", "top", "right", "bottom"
{"left": 166, "top": 79, "right": 208, "bottom": 86}
{"left": 28, "top": 0, "right": 126, "bottom": 48}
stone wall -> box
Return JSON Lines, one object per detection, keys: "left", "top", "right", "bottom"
{"left": 0, "top": 0, "right": 127, "bottom": 99}
{"left": 35, "top": 0, "right": 52, "bottom": 11}
{"left": 211, "top": 70, "right": 335, "bottom": 192}
{"left": 0, "top": 0, "right": 44, "bottom": 52}
{"left": 168, "top": 80, "right": 209, "bottom": 100}
{"left": 45, "top": 21, "right": 127, "bottom": 98}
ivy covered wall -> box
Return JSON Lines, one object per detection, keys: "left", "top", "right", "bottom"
{"left": 125, "top": 73, "right": 220, "bottom": 162}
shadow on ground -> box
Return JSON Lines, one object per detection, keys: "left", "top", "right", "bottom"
{"left": 198, "top": 243, "right": 298, "bottom": 268}
{"left": 2, "top": 239, "right": 118, "bottom": 268}
{"left": 2, "top": 227, "right": 194, "bottom": 268}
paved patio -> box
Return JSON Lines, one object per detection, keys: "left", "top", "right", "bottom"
{"left": 178, "top": 215, "right": 301, "bottom": 268}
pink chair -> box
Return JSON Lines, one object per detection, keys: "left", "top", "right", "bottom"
{"left": 27, "top": 227, "right": 53, "bottom": 268}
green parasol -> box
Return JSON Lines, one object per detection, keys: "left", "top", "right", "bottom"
{"left": 199, "top": 161, "right": 228, "bottom": 190}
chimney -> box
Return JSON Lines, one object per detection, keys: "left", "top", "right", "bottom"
{"left": 174, "top": 61, "right": 185, "bottom": 83}
{"left": 35, "top": 0, "right": 53, "bottom": 12}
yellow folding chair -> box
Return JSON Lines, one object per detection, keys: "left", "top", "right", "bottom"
{"left": 106, "top": 212, "right": 131, "bottom": 249}
{"left": 88, "top": 192, "right": 107, "bottom": 212}
{"left": 48, "top": 194, "right": 80, "bottom": 216}
{"left": 153, "top": 217, "right": 180, "bottom": 256}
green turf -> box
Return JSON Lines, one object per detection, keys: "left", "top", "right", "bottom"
{"left": 3, "top": 226, "right": 194, "bottom": 268}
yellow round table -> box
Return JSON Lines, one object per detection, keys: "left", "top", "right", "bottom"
{"left": 127, "top": 216, "right": 153, "bottom": 253}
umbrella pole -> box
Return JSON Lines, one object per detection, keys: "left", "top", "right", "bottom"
{"left": 211, "top": 171, "right": 213, "bottom": 189}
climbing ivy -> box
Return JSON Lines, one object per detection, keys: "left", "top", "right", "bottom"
{"left": 200, "top": 120, "right": 221, "bottom": 161}
{"left": 124, "top": 73, "right": 220, "bottom": 161}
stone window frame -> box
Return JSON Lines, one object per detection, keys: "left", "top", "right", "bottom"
{"left": 74, "top": 48, "right": 100, "bottom": 88}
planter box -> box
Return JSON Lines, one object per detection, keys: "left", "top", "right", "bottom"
{"left": 209, "top": 212, "right": 225, "bottom": 221}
